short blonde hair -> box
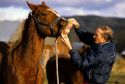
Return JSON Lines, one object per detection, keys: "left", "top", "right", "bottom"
{"left": 97, "top": 26, "right": 113, "bottom": 41}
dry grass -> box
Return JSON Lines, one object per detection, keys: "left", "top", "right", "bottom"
{"left": 108, "top": 54, "right": 125, "bottom": 84}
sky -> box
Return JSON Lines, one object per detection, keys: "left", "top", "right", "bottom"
{"left": 0, "top": 0, "right": 125, "bottom": 21}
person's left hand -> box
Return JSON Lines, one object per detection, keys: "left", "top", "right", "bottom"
{"left": 61, "top": 33, "right": 72, "bottom": 50}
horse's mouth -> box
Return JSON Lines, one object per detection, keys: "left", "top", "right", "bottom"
{"left": 61, "top": 21, "right": 67, "bottom": 29}
{"left": 55, "top": 21, "right": 68, "bottom": 37}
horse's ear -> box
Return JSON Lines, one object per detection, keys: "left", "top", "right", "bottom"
{"left": 27, "top": 1, "right": 37, "bottom": 11}
{"left": 41, "top": 1, "right": 49, "bottom": 8}
{"left": 41, "top": 1, "right": 46, "bottom": 6}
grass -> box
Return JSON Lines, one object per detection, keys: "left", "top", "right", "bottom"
{"left": 107, "top": 55, "right": 125, "bottom": 84}
{"left": 108, "top": 72, "right": 125, "bottom": 84}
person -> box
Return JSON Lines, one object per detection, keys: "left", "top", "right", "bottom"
{"left": 61, "top": 18, "right": 116, "bottom": 84}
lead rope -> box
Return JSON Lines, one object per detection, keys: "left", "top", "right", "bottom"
{"left": 55, "top": 38, "right": 60, "bottom": 84}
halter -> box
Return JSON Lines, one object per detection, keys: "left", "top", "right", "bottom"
{"left": 30, "top": 12, "right": 63, "bottom": 37}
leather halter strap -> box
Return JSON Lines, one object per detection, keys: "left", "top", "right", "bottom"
{"left": 30, "top": 12, "right": 62, "bottom": 37}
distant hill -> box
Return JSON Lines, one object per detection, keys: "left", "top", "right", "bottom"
{"left": 0, "top": 15, "right": 125, "bottom": 52}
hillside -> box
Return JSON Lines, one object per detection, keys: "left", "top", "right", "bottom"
{"left": 0, "top": 15, "right": 125, "bottom": 52}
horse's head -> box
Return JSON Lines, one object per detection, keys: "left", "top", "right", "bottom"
{"left": 27, "top": 1, "right": 67, "bottom": 38}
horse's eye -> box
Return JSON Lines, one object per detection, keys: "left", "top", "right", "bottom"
{"left": 44, "top": 14, "right": 46, "bottom": 16}
{"left": 42, "top": 14, "right": 46, "bottom": 16}
{"left": 40, "top": 12, "right": 46, "bottom": 16}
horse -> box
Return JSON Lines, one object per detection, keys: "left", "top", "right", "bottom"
{"left": 0, "top": 1, "right": 67, "bottom": 84}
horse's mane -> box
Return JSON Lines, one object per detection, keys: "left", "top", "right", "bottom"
{"left": 8, "top": 13, "right": 32, "bottom": 50}
{"left": 8, "top": 20, "right": 25, "bottom": 49}
{"left": 8, "top": 13, "right": 42, "bottom": 57}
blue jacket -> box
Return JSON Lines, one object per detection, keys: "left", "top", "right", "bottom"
{"left": 69, "top": 27, "right": 116, "bottom": 84}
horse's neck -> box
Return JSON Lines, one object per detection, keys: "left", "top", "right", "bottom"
{"left": 14, "top": 18, "right": 44, "bottom": 63}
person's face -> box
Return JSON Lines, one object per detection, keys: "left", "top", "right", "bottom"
{"left": 94, "top": 28, "right": 106, "bottom": 44}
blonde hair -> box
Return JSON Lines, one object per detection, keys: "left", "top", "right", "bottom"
{"left": 97, "top": 26, "right": 113, "bottom": 41}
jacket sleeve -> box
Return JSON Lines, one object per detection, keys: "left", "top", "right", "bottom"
{"left": 69, "top": 49, "right": 104, "bottom": 70}
{"left": 75, "top": 27, "right": 94, "bottom": 46}
{"left": 69, "top": 49, "right": 83, "bottom": 69}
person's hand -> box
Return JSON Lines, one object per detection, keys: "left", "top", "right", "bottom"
{"left": 61, "top": 33, "right": 72, "bottom": 50}
{"left": 68, "top": 18, "right": 80, "bottom": 28}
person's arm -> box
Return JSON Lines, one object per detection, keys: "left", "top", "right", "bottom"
{"left": 74, "top": 26, "right": 94, "bottom": 46}
{"left": 69, "top": 49, "right": 95, "bottom": 70}
{"left": 69, "top": 47, "right": 105, "bottom": 70}
{"left": 68, "top": 18, "right": 94, "bottom": 46}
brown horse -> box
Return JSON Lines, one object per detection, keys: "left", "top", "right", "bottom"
{"left": 0, "top": 1, "right": 67, "bottom": 84}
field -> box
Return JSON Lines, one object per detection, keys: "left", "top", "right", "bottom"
{"left": 108, "top": 55, "right": 125, "bottom": 84}
{"left": 108, "top": 72, "right": 125, "bottom": 84}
